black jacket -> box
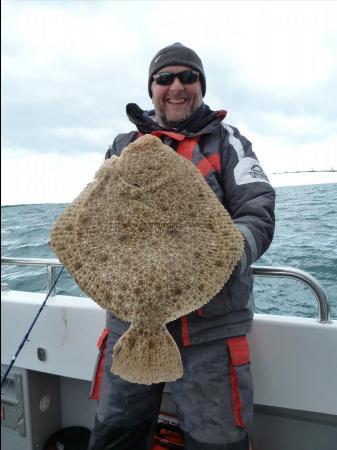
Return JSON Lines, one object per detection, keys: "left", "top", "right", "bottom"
{"left": 105, "top": 103, "right": 275, "bottom": 345}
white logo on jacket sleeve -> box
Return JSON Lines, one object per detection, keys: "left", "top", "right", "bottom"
{"left": 234, "top": 157, "right": 270, "bottom": 185}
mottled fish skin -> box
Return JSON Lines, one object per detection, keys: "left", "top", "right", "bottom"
{"left": 50, "top": 134, "right": 244, "bottom": 384}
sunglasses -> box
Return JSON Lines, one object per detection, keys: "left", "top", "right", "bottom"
{"left": 153, "top": 70, "right": 199, "bottom": 86}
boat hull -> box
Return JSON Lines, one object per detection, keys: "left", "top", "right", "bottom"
{"left": 1, "top": 291, "right": 337, "bottom": 449}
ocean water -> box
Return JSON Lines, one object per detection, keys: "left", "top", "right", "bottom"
{"left": 1, "top": 183, "right": 337, "bottom": 320}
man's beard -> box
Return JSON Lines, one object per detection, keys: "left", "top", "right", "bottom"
{"left": 157, "top": 108, "right": 194, "bottom": 128}
{"left": 154, "top": 93, "right": 203, "bottom": 128}
{"left": 159, "top": 114, "right": 190, "bottom": 128}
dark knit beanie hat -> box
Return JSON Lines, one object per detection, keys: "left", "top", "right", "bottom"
{"left": 148, "top": 42, "right": 206, "bottom": 98}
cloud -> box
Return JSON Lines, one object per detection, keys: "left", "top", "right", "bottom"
{"left": 1, "top": 150, "right": 104, "bottom": 206}
{"left": 2, "top": 0, "right": 337, "bottom": 204}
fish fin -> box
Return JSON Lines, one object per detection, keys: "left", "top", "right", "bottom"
{"left": 111, "top": 324, "right": 183, "bottom": 385}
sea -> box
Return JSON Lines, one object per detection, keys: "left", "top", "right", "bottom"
{"left": 1, "top": 183, "right": 337, "bottom": 320}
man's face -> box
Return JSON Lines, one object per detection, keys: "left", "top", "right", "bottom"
{"left": 151, "top": 65, "right": 203, "bottom": 128}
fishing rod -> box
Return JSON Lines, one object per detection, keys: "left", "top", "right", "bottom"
{"left": 1, "top": 266, "right": 64, "bottom": 389}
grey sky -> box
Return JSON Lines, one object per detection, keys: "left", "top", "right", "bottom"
{"left": 2, "top": 0, "right": 337, "bottom": 204}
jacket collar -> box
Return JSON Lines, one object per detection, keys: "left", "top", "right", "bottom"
{"left": 126, "top": 103, "right": 226, "bottom": 137}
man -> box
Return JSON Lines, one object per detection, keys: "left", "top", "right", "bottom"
{"left": 89, "top": 43, "right": 275, "bottom": 450}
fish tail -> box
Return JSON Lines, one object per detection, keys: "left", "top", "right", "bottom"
{"left": 111, "top": 325, "right": 183, "bottom": 385}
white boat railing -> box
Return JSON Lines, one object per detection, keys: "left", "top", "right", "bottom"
{"left": 1, "top": 257, "right": 332, "bottom": 324}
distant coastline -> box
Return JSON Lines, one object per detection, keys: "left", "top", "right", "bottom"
{"left": 268, "top": 170, "right": 337, "bottom": 189}
{"left": 272, "top": 169, "right": 337, "bottom": 175}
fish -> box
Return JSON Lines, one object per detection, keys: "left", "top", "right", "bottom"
{"left": 50, "top": 134, "right": 244, "bottom": 384}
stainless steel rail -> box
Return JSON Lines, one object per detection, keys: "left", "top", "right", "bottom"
{"left": 252, "top": 265, "right": 331, "bottom": 324}
{"left": 1, "top": 257, "right": 62, "bottom": 297}
{"left": 1, "top": 257, "right": 332, "bottom": 324}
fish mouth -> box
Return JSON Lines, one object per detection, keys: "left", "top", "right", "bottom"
{"left": 119, "top": 175, "right": 142, "bottom": 189}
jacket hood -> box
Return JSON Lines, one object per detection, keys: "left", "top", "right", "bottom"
{"left": 126, "top": 103, "right": 227, "bottom": 137}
